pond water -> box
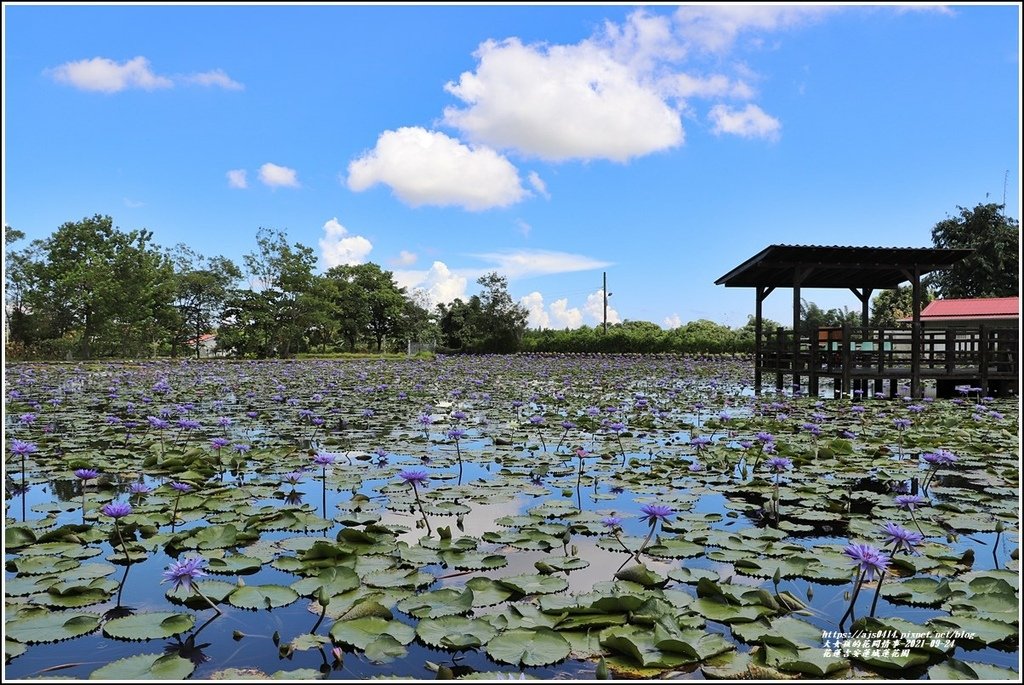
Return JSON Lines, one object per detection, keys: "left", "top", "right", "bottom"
{"left": 4, "top": 356, "right": 1019, "bottom": 680}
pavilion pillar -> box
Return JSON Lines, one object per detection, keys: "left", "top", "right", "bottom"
{"left": 754, "top": 286, "right": 774, "bottom": 395}
{"left": 910, "top": 267, "right": 922, "bottom": 398}
{"left": 792, "top": 282, "right": 802, "bottom": 395}
{"left": 849, "top": 287, "right": 873, "bottom": 396}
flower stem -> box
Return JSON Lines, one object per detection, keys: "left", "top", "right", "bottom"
{"left": 114, "top": 520, "right": 133, "bottom": 565}
{"left": 839, "top": 568, "right": 867, "bottom": 628}
{"left": 411, "top": 482, "right": 432, "bottom": 536}
{"left": 192, "top": 585, "right": 222, "bottom": 615}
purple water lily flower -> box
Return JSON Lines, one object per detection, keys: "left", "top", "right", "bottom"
{"left": 399, "top": 469, "right": 430, "bottom": 486}
{"left": 640, "top": 504, "right": 673, "bottom": 523}
{"left": 10, "top": 439, "right": 38, "bottom": 457}
{"left": 881, "top": 521, "right": 923, "bottom": 554}
{"left": 161, "top": 557, "right": 208, "bottom": 592}
{"left": 601, "top": 516, "right": 622, "bottom": 529}
{"left": 170, "top": 481, "right": 192, "bottom": 493}
{"left": 101, "top": 501, "right": 133, "bottom": 518}
{"left": 312, "top": 452, "right": 337, "bottom": 466}
{"left": 447, "top": 428, "right": 467, "bottom": 440}
{"left": 75, "top": 468, "right": 99, "bottom": 480}
{"left": 765, "top": 456, "right": 793, "bottom": 473}
{"left": 842, "top": 543, "right": 890, "bottom": 580}
{"left": 895, "top": 494, "right": 927, "bottom": 511}
{"left": 130, "top": 482, "right": 152, "bottom": 494}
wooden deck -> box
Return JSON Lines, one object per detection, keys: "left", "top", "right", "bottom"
{"left": 757, "top": 324, "right": 1018, "bottom": 398}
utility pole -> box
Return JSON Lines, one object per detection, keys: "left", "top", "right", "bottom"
{"left": 603, "top": 272, "right": 608, "bottom": 334}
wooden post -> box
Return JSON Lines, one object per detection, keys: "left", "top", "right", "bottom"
{"left": 945, "top": 328, "right": 955, "bottom": 374}
{"left": 910, "top": 266, "right": 922, "bottom": 399}
{"left": 754, "top": 286, "right": 764, "bottom": 394}
{"left": 792, "top": 284, "right": 802, "bottom": 395}
{"left": 809, "top": 328, "right": 819, "bottom": 398}
{"left": 775, "top": 327, "right": 785, "bottom": 391}
{"left": 979, "top": 323, "right": 989, "bottom": 395}
{"left": 876, "top": 327, "right": 885, "bottom": 396}
{"left": 841, "top": 322, "right": 852, "bottom": 398}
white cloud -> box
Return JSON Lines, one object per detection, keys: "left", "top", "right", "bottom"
{"left": 672, "top": 5, "right": 833, "bottom": 54}
{"left": 226, "top": 169, "right": 248, "bottom": 189}
{"left": 514, "top": 219, "right": 532, "bottom": 238}
{"left": 47, "top": 56, "right": 172, "bottom": 93}
{"left": 527, "top": 171, "right": 550, "bottom": 199}
{"left": 708, "top": 103, "right": 781, "bottom": 141}
{"left": 183, "top": 69, "right": 244, "bottom": 90}
{"left": 664, "top": 313, "right": 683, "bottom": 329}
{"left": 550, "top": 298, "right": 584, "bottom": 329}
{"left": 259, "top": 162, "right": 300, "bottom": 188}
{"left": 46, "top": 56, "right": 243, "bottom": 93}
{"left": 123, "top": 198, "right": 144, "bottom": 208}
{"left": 393, "top": 250, "right": 418, "bottom": 267}
{"left": 347, "top": 127, "right": 526, "bottom": 211}
{"left": 584, "top": 289, "right": 619, "bottom": 325}
{"left": 319, "top": 218, "right": 373, "bottom": 268}
{"left": 395, "top": 261, "right": 469, "bottom": 307}
{"left": 661, "top": 73, "right": 753, "bottom": 100}
{"left": 444, "top": 38, "right": 683, "bottom": 162}
{"left": 471, "top": 249, "right": 611, "bottom": 279}
{"left": 520, "top": 292, "right": 550, "bottom": 329}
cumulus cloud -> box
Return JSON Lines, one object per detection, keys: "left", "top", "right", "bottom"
{"left": 527, "top": 171, "right": 549, "bottom": 199}
{"left": 661, "top": 73, "right": 753, "bottom": 99}
{"left": 347, "top": 127, "right": 526, "bottom": 210}
{"left": 47, "top": 56, "right": 172, "bottom": 93}
{"left": 584, "top": 289, "right": 619, "bottom": 325}
{"left": 708, "top": 103, "right": 781, "bottom": 141}
{"left": 443, "top": 37, "right": 683, "bottom": 162}
{"left": 672, "top": 5, "right": 833, "bottom": 54}
{"left": 520, "top": 292, "right": 550, "bottom": 329}
{"left": 471, "top": 249, "right": 611, "bottom": 279}
{"left": 395, "top": 261, "right": 470, "bottom": 307}
{"left": 183, "top": 69, "right": 244, "bottom": 90}
{"left": 226, "top": 169, "right": 248, "bottom": 189}
{"left": 319, "top": 218, "right": 373, "bottom": 268}
{"left": 664, "top": 313, "right": 683, "bottom": 329}
{"left": 46, "top": 56, "right": 243, "bottom": 93}
{"left": 550, "top": 298, "right": 584, "bottom": 329}
{"left": 259, "top": 162, "right": 300, "bottom": 188}
{"left": 393, "top": 250, "right": 418, "bottom": 267}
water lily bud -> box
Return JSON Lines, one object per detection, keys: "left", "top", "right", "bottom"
{"left": 595, "top": 657, "right": 610, "bottom": 680}
{"left": 773, "top": 568, "right": 782, "bottom": 585}
{"left": 318, "top": 586, "right": 331, "bottom": 606}
{"left": 806, "top": 586, "right": 814, "bottom": 600}
{"left": 232, "top": 630, "right": 245, "bottom": 641}
{"left": 272, "top": 630, "right": 280, "bottom": 646}
{"left": 995, "top": 521, "right": 1005, "bottom": 533}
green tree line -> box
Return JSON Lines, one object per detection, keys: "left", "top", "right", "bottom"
{"left": 5, "top": 203, "right": 1014, "bottom": 359}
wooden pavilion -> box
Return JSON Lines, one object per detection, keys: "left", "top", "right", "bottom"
{"left": 716, "top": 245, "right": 1019, "bottom": 399}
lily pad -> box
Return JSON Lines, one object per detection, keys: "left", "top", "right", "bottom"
{"left": 227, "top": 584, "right": 300, "bottom": 611}
{"left": 103, "top": 612, "right": 195, "bottom": 641}
{"left": 89, "top": 652, "right": 195, "bottom": 680}
{"left": 485, "top": 628, "right": 572, "bottom": 667}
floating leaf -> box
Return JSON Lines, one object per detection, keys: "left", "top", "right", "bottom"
{"left": 5, "top": 611, "right": 100, "bottom": 644}
{"left": 485, "top": 628, "right": 571, "bottom": 667}
{"left": 329, "top": 617, "right": 415, "bottom": 651}
{"left": 103, "top": 612, "right": 195, "bottom": 641}
{"left": 497, "top": 574, "right": 569, "bottom": 596}
{"left": 396, "top": 587, "right": 473, "bottom": 618}
{"left": 416, "top": 615, "right": 498, "bottom": 650}
{"left": 227, "top": 584, "right": 300, "bottom": 611}
{"left": 89, "top": 652, "right": 195, "bottom": 680}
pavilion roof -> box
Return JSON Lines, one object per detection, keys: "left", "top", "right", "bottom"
{"left": 715, "top": 244, "right": 973, "bottom": 289}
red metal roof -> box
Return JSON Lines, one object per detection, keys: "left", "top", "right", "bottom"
{"left": 918, "top": 297, "right": 1019, "bottom": 320}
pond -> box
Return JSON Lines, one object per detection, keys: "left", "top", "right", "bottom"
{"left": 4, "top": 355, "right": 1019, "bottom": 680}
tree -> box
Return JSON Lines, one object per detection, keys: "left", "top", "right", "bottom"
{"left": 928, "top": 203, "right": 1019, "bottom": 298}
{"left": 169, "top": 245, "right": 242, "bottom": 358}
{"left": 475, "top": 272, "right": 528, "bottom": 353}
{"left": 24, "top": 215, "right": 173, "bottom": 358}
{"left": 870, "top": 285, "right": 935, "bottom": 328}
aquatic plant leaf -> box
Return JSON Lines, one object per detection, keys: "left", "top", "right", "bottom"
{"left": 103, "top": 612, "right": 195, "bottom": 641}
{"left": 396, "top": 587, "right": 474, "bottom": 618}
{"left": 496, "top": 574, "right": 569, "bottom": 596}
{"left": 5, "top": 611, "right": 100, "bottom": 643}
{"left": 485, "top": 628, "right": 571, "bottom": 666}
{"left": 89, "top": 652, "right": 195, "bottom": 680}
{"left": 290, "top": 566, "right": 360, "bottom": 597}
{"left": 465, "top": 577, "right": 514, "bottom": 607}
{"left": 227, "top": 584, "right": 300, "bottom": 610}
{"left": 329, "top": 617, "right": 415, "bottom": 650}
{"left": 416, "top": 616, "right": 498, "bottom": 649}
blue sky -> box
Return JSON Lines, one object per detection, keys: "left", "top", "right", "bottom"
{"left": 4, "top": 3, "right": 1020, "bottom": 329}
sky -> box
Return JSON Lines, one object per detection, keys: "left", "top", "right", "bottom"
{"left": 3, "top": 2, "right": 1021, "bottom": 329}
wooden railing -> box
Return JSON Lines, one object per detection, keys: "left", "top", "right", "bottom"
{"left": 757, "top": 324, "right": 1018, "bottom": 396}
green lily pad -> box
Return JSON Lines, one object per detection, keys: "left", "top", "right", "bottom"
{"left": 329, "top": 617, "right": 416, "bottom": 651}
{"left": 5, "top": 611, "right": 100, "bottom": 644}
{"left": 497, "top": 574, "right": 569, "bottom": 596}
{"left": 417, "top": 615, "right": 499, "bottom": 650}
{"left": 89, "top": 652, "right": 195, "bottom": 680}
{"left": 227, "top": 584, "right": 300, "bottom": 610}
{"left": 103, "top": 612, "right": 195, "bottom": 641}
{"left": 396, "top": 587, "right": 474, "bottom": 618}
{"left": 485, "top": 628, "right": 572, "bottom": 667}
